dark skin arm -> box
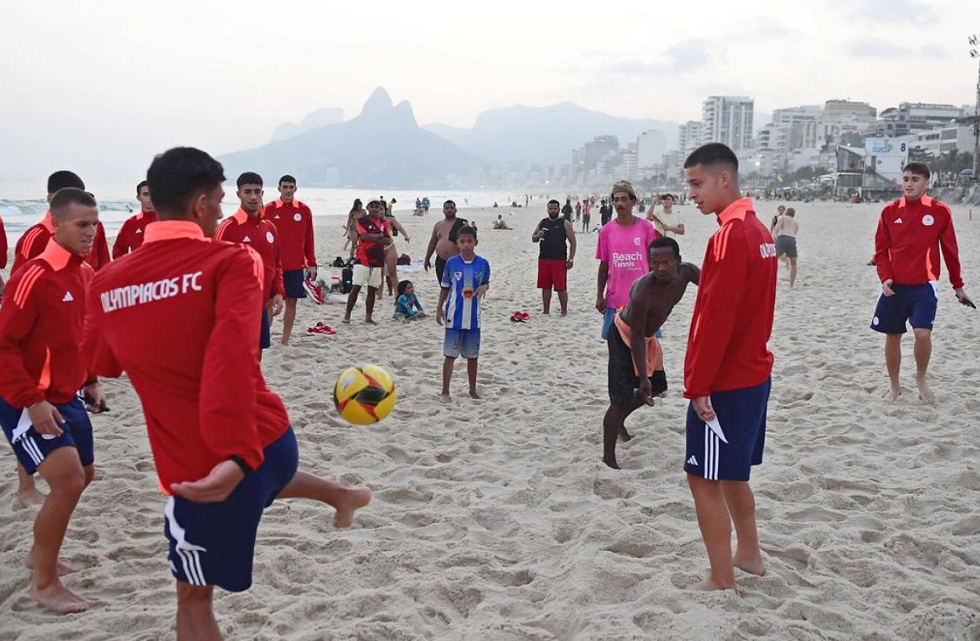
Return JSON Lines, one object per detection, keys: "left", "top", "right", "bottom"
{"left": 424, "top": 226, "right": 438, "bottom": 270}
{"left": 683, "top": 262, "right": 701, "bottom": 286}
{"left": 596, "top": 261, "right": 609, "bottom": 313}
{"left": 564, "top": 219, "right": 577, "bottom": 268}
{"left": 625, "top": 277, "right": 657, "bottom": 405}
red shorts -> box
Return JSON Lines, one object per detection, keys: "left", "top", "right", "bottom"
{"left": 537, "top": 258, "right": 567, "bottom": 291}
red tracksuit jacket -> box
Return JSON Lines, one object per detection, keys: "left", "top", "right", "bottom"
{"left": 264, "top": 199, "right": 317, "bottom": 272}
{"left": 12, "top": 212, "right": 110, "bottom": 274}
{"left": 0, "top": 239, "right": 92, "bottom": 407}
{"left": 112, "top": 210, "right": 158, "bottom": 259}
{"left": 214, "top": 208, "right": 284, "bottom": 301}
{"left": 684, "top": 198, "right": 778, "bottom": 399}
{"left": 874, "top": 195, "right": 964, "bottom": 290}
{"left": 83, "top": 221, "right": 290, "bottom": 491}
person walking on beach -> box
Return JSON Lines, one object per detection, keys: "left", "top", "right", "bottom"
{"left": 532, "top": 199, "right": 577, "bottom": 316}
{"left": 682, "top": 143, "right": 777, "bottom": 592}
{"left": 602, "top": 237, "right": 699, "bottom": 469}
{"left": 264, "top": 175, "right": 317, "bottom": 345}
{"left": 112, "top": 181, "right": 157, "bottom": 258}
{"left": 424, "top": 200, "right": 468, "bottom": 284}
{"left": 0, "top": 188, "right": 106, "bottom": 613}
{"left": 599, "top": 199, "right": 612, "bottom": 227}
{"left": 650, "top": 194, "right": 685, "bottom": 239}
{"left": 772, "top": 207, "right": 799, "bottom": 288}
{"left": 561, "top": 198, "right": 573, "bottom": 222}
{"left": 214, "top": 173, "right": 284, "bottom": 356}
{"left": 595, "top": 181, "right": 659, "bottom": 341}
{"left": 871, "top": 162, "right": 973, "bottom": 403}
{"left": 83, "top": 147, "right": 370, "bottom": 640}
{"left": 582, "top": 198, "right": 592, "bottom": 233}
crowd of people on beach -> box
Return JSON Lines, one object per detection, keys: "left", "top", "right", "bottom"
{"left": 0, "top": 141, "right": 972, "bottom": 638}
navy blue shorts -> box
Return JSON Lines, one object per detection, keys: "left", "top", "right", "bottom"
{"left": 871, "top": 282, "right": 938, "bottom": 334}
{"left": 444, "top": 328, "right": 481, "bottom": 359}
{"left": 283, "top": 269, "right": 307, "bottom": 299}
{"left": 684, "top": 378, "right": 770, "bottom": 482}
{"left": 163, "top": 427, "right": 299, "bottom": 592}
{"left": 260, "top": 308, "right": 271, "bottom": 350}
{"left": 0, "top": 396, "right": 94, "bottom": 475}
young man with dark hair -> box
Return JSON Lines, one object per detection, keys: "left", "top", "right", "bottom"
{"left": 599, "top": 199, "right": 612, "bottom": 227}
{"left": 650, "top": 194, "right": 685, "bottom": 239}
{"left": 437, "top": 225, "right": 489, "bottom": 400}
{"left": 682, "top": 142, "right": 777, "bottom": 591}
{"left": 112, "top": 180, "right": 158, "bottom": 259}
{"left": 10, "top": 171, "right": 103, "bottom": 505}
{"left": 214, "top": 172, "right": 284, "bottom": 355}
{"left": 602, "top": 237, "right": 699, "bottom": 469}
{"left": 0, "top": 187, "right": 105, "bottom": 613}
{"left": 264, "top": 175, "right": 317, "bottom": 345}
{"left": 532, "top": 199, "right": 577, "bottom": 316}
{"left": 871, "top": 162, "right": 973, "bottom": 403}
{"left": 83, "top": 146, "right": 370, "bottom": 640}
{"left": 343, "top": 198, "right": 390, "bottom": 325}
{"left": 595, "top": 181, "right": 659, "bottom": 341}
{"left": 424, "top": 199, "right": 468, "bottom": 284}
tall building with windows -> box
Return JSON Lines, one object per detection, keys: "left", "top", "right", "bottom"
{"left": 701, "top": 96, "right": 754, "bottom": 152}
{"left": 678, "top": 120, "right": 703, "bottom": 157}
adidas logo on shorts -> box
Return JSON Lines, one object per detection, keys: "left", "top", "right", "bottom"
{"left": 687, "top": 455, "right": 698, "bottom": 467}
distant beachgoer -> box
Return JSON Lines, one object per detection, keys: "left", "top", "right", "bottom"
{"left": 343, "top": 199, "right": 364, "bottom": 258}
{"left": 602, "top": 237, "right": 699, "bottom": 469}
{"left": 871, "top": 162, "right": 973, "bottom": 403}
{"left": 112, "top": 180, "right": 157, "bottom": 258}
{"left": 422, "top": 197, "right": 430, "bottom": 213}
{"left": 383, "top": 213, "right": 410, "bottom": 297}
{"left": 581, "top": 200, "right": 591, "bottom": 233}
{"left": 650, "top": 194, "right": 685, "bottom": 239}
{"left": 343, "top": 198, "right": 391, "bottom": 325}
{"left": 424, "top": 200, "right": 468, "bottom": 284}
{"left": 532, "top": 200, "right": 577, "bottom": 316}
{"left": 773, "top": 207, "right": 799, "bottom": 288}
{"left": 599, "top": 199, "right": 612, "bottom": 226}
{"left": 770, "top": 205, "right": 785, "bottom": 235}
{"left": 492, "top": 215, "right": 511, "bottom": 230}
{"left": 574, "top": 201, "right": 582, "bottom": 222}
{"left": 561, "top": 198, "right": 573, "bottom": 222}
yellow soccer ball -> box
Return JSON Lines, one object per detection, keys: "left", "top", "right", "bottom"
{"left": 333, "top": 364, "right": 397, "bottom": 424}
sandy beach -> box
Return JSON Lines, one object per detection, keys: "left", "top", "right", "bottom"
{"left": 2, "top": 199, "right": 980, "bottom": 640}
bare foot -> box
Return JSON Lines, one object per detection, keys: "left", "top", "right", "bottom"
{"left": 884, "top": 386, "right": 901, "bottom": 402}
{"left": 733, "top": 555, "right": 766, "bottom": 576}
{"left": 25, "top": 552, "right": 78, "bottom": 576}
{"left": 333, "top": 487, "right": 372, "bottom": 528}
{"left": 917, "top": 378, "right": 935, "bottom": 404}
{"left": 560, "top": 311, "right": 567, "bottom": 317}
{"left": 341, "top": 317, "right": 351, "bottom": 325}
{"left": 30, "top": 580, "right": 90, "bottom": 614}
{"left": 602, "top": 457, "right": 621, "bottom": 470}
{"left": 17, "top": 486, "right": 46, "bottom": 508}
{"left": 469, "top": 389, "right": 481, "bottom": 399}
{"left": 439, "top": 393, "right": 451, "bottom": 403}
{"left": 619, "top": 428, "right": 633, "bottom": 442}
{"left": 687, "top": 578, "right": 738, "bottom": 592}
{"left": 364, "top": 319, "right": 378, "bottom": 326}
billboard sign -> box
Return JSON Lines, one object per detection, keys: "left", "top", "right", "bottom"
{"left": 865, "top": 138, "right": 908, "bottom": 158}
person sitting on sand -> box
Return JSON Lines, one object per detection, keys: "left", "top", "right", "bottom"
{"left": 393, "top": 280, "right": 426, "bottom": 321}
{"left": 602, "top": 237, "right": 699, "bottom": 469}
{"left": 492, "top": 215, "right": 511, "bottom": 230}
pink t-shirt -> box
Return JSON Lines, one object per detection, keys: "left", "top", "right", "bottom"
{"left": 595, "top": 217, "right": 659, "bottom": 308}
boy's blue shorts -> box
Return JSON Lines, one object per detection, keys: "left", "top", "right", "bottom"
{"left": 871, "top": 282, "right": 938, "bottom": 334}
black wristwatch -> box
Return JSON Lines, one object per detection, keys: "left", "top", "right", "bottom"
{"left": 228, "top": 456, "right": 252, "bottom": 476}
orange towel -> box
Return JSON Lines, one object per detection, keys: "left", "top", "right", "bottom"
{"left": 614, "top": 311, "right": 664, "bottom": 377}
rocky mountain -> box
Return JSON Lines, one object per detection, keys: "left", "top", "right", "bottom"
{"left": 270, "top": 108, "right": 344, "bottom": 143}
{"left": 424, "top": 102, "right": 680, "bottom": 165}
{"left": 220, "top": 88, "right": 484, "bottom": 188}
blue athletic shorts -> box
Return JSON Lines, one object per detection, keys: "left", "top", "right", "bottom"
{"left": 444, "top": 328, "right": 481, "bottom": 359}
{"left": 0, "top": 396, "right": 94, "bottom": 475}
{"left": 260, "top": 308, "right": 271, "bottom": 350}
{"left": 163, "top": 427, "right": 299, "bottom": 592}
{"left": 871, "top": 282, "right": 938, "bottom": 334}
{"left": 283, "top": 269, "right": 307, "bottom": 299}
{"left": 684, "top": 378, "right": 770, "bottom": 482}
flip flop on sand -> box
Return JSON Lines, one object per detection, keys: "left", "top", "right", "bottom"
{"left": 510, "top": 311, "right": 529, "bottom": 323}
{"left": 307, "top": 322, "right": 337, "bottom": 336}
{"left": 304, "top": 278, "right": 325, "bottom": 305}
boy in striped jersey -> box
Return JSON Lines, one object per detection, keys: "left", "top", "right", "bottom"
{"left": 436, "top": 226, "right": 489, "bottom": 400}
{"left": 0, "top": 188, "right": 105, "bottom": 613}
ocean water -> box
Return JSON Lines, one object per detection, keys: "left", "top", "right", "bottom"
{"left": 1, "top": 183, "right": 521, "bottom": 242}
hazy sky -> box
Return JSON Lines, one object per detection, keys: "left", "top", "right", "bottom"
{"left": 1, "top": 0, "right": 978, "bottom": 183}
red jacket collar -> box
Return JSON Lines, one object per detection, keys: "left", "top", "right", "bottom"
{"left": 42, "top": 211, "right": 55, "bottom": 232}
{"left": 38, "top": 237, "right": 83, "bottom": 271}
{"left": 899, "top": 195, "right": 933, "bottom": 208}
{"left": 144, "top": 220, "right": 208, "bottom": 244}
{"left": 717, "top": 197, "right": 754, "bottom": 225}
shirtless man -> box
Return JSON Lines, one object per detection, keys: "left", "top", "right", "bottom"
{"left": 424, "top": 200, "right": 468, "bottom": 284}
{"left": 773, "top": 207, "right": 799, "bottom": 287}
{"left": 603, "top": 237, "right": 699, "bottom": 469}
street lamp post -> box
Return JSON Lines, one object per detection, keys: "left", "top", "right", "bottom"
{"left": 971, "top": 35, "right": 980, "bottom": 182}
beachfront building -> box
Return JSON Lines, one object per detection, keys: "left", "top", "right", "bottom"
{"left": 678, "top": 120, "right": 702, "bottom": 157}
{"left": 870, "top": 102, "right": 963, "bottom": 138}
{"left": 637, "top": 130, "right": 666, "bottom": 176}
{"left": 701, "top": 96, "right": 754, "bottom": 152}
{"left": 823, "top": 99, "right": 877, "bottom": 137}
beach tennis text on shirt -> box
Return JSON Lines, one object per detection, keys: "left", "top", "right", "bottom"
{"left": 99, "top": 272, "right": 203, "bottom": 313}
{"left": 611, "top": 250, "right": 645, "bottom": 269}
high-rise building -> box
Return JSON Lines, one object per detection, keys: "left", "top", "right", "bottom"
{"left": 678, "top": 120, "right": 702, "bottom": 157}
{"left": 822, "top": 99, "right": 877, "bottom": 134}
{"left": 701, "top": 96, "right": 754, "bottom": 152}
{"left": 637, "top": 130, "right": 666, "bottom": 173}
{"left": 871, "top": 102, "right": 964, "bottom": 138}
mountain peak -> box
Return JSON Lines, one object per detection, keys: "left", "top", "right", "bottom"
{"left": 361, "top": 87, "right": 394, "bottom": 116}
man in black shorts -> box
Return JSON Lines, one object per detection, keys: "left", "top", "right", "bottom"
{"left": 603, "top": 237, "right": 700, "bottom": 469}
{"left": 424, "top": 200, "right": 468, "bottom": 283}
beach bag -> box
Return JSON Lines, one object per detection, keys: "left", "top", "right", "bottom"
{"left": 341, "top": 259, "right": 354, "bottom": 294}
{"left": 331, "top": 256, "right": 345, "bottom": 268}
{"left": 397, "top": 253, "right": 412, "bottom": 266}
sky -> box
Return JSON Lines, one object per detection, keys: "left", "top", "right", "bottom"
{"left": 1, "top": 0, "right": 978, "bottom": 183}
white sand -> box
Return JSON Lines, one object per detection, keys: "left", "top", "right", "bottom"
{"left": 2, "top": 200, "right": 980, "bottom": 640}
